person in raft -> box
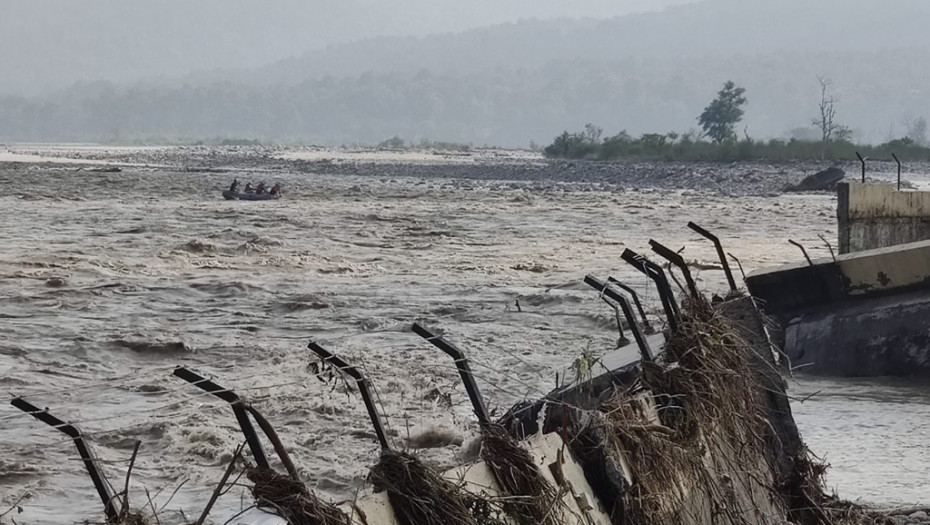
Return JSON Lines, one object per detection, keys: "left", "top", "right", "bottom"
{"left": 244, "top": 182, "right": 254, "bottom": 193}
{"left": 256, "top": 182, "right": 266, "bottom": 194}
{"left": 270, "top": 183, "right": 281, "bottom": 195}
{"left": 228, "top": 179, "right": 240, "bottom": 192}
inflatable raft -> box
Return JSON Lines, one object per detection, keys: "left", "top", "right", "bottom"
{"left": 223, "top": 190, "right": 281, "bottom": 201}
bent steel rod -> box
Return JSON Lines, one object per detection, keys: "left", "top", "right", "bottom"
{"left": 622, "top": 248, "right": 680, "bottom": 318}
{"left": 606, "top": 277, "right": 653, "bottom": 332}
{"left": 11, "top": 398, "right": 120, "bottom": 523}
{"left": 687, "top": 221, "right": 737, "bottom": 292}
{"left": 787, "top": 239, "right": 814, "bottom": 267}
{"left": 892, "top": 153, "right": 902, "bottom": 191}
{"left": 856, "top": 151, "right": 866, "bottom": 183}
{"left": 620, "top": 250, "right": 673, "bottom": 319}
{"left": 172, "top": 367, "right": 270, "bottom": 470}
{"left": 583, "top": 276, "right": 654, "bottom": 361}
{"left": 649, "top": 239, "right": 699, "bottom": 300}
{"left": 307, "top": 342, "right": 390, "bottom": 450}
{"left": 411, "top": 322, "right": 490, "bottom": 425}
{"left": 173, "top": 369, "right": 300, "bottom": 479}
{"left": 241, "top": 405, "right": 300, "bottom": 481}
{"left": 727, "top": 252, "right": 747, "bottom": 280}
{"left": 621, "top": 248, "right": 680, "bottom": 331}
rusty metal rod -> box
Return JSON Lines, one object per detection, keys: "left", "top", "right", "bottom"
{"left": 242, "top": 406, "right": 301, "bottom": 481}
{"left": 584, "top": 275, "right": 654, "bottom": 361}
{"left": 817, "top": 233, "right": 836, "bottom": 262}
{"left": 649, "top": 239, "right": 699, "bottom": 300}
{"left": 607, "top": 277, "right": 653, "bottom": 332}
{"left": 411, "top": 323, "right": 490, "bottom": 425}
{"left": 856, "top": 151, "right": 866, "bottom": 183}
{"left": 727, "top": 253, "right": 746, "bottom": 280}
{"left": 687, "top": 221, "right": 737, "bottom": 292}
{"left": 621, "top": 248, "right": 680, "bottom": 331}
{"left": 893, "top": 153, "right": 902, "bottom": 191}
{"left": 788, "top": 239, "right": 814, "bottom": 267}
{"left": 172, "top": 367, "right": 270, "bottom": 470}
{"left": 307, "top": 342, "right": 390, "bottom": 449}
{"left": 11, "top": 398, "right": 120, "bottom": 523}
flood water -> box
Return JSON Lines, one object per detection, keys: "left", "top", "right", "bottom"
{"left": 791, "top": 375, "right": 930, "bottom": 507}
{"left": 0, "top": 154, "right": 927, "bottom": 523}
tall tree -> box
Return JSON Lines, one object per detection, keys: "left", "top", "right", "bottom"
{"left": 812, "top": 76, "right": 851, "bottom": 155}
{"left": 698, "top": 80, "right": 747, "bottom": 143}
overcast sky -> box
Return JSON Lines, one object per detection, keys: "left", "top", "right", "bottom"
{"left": 3, "top": 0, "right": 929, "bottom": 144}
{"left": 0, "top": 0, "right": 696, "bottom": 95}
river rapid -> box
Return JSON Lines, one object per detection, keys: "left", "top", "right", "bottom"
{"left": 0, "top": 147, "right": 926, "bottom": 523}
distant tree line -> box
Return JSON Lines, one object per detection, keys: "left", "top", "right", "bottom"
{"left": 544, "top": 129, "right": 930, "bottom": 162}
{"left": 544, "top": 80, "right": 930, "bottom": 162}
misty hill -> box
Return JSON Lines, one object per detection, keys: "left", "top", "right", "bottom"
{"left": 0, "top": 0, "right": 692, "bottom": 96}
{"left": 237, "top": 0, "right": 930, "bottom": 85}
{"left": 2, "top": 0, "right": 929, "bottom": 146}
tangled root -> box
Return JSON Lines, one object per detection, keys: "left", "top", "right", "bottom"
{"left": 597, "top": 392, "right": 700, "bottom": 525}
{"left": 589, "top": 299, "right": 776, "bottom": 525}
{"left": 480, "top": 423, "right": 561, "bottom": 525}
{"left": 248, "top": 468, "right": 349, "bottom": 525}
{"left": 370, "top": 450, "right": 476, "bottom": 525}
{"left": 789, "top": 450, "right": 894, "bottom": 525}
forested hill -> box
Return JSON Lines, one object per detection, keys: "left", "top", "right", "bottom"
{"left": 2, "top": 0, "right": 929, "bottom": 146}
{"left": 240, "top": 0, "right": 930, "bottom": 85}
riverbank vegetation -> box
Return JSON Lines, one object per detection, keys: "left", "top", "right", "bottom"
{"left": 543, "top": 128, "right": 930, "bottom": 162}
{"left": 545, "top": 79, "right": 930, "bottom": 163}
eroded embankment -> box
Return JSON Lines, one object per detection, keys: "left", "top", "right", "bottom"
{"left": 9, "top": 292, "right": 925, "bottom": 525}
{"left": 493, "top": 294, "right": 898, "bottom": 525}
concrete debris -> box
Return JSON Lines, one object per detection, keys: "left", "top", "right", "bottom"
{"left": 784, "top": 166, "right": 845, "bottom": 192}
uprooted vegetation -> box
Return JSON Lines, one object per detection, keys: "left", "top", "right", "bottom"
{"left": 480, "top": 423, "right": 562, "bottom": 525}
{"left": 230, "top": 296, "right": 898, "bottom": 525}
{"left": 369, "top": 449, "right": 478, "bottom": 525}
{"left": 249, "top": 468, "right": 350, "bottom": 525}
{"left": 568, "top": 297, "right": 894, "bottom": 525}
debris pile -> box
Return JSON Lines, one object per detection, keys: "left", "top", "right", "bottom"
{"left": 370, "top": 450, "right": 477, "bottom": 525}
{"left": 249, "top": 468, "right": 350, "bottom": 525}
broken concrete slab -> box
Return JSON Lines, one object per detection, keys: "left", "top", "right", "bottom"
{"left": 746, "top": 239, "right": 930, "bottom": 315}
{"left": 747, "top": 239, "right": 930, "bottom": 377}
{"left": 785, "top": 166, "right": 845, "bottom": 192}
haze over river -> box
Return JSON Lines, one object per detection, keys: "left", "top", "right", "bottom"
{"left": 1, "top": 146, "right": 926, "bottom": 523}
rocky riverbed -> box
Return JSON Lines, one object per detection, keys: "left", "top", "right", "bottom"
{"left": 7, "top": 143, "right": 926, "bottom": 195}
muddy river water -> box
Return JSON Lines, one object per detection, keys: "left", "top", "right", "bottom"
{"left": 0, "top": 148, "right": 927, "bottom": 523}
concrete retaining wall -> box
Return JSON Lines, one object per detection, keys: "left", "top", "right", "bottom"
{"left": 747, "top": 239, "right": 930, "bottom": 377}
{"left": 784, "top": 290, "right": 930, "bottom": 376}
{"left": 838, "top": 182, "right": 930, "bottom": 253}
{"left": 746, "top": 239, "right": 930, "bottom": 315}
